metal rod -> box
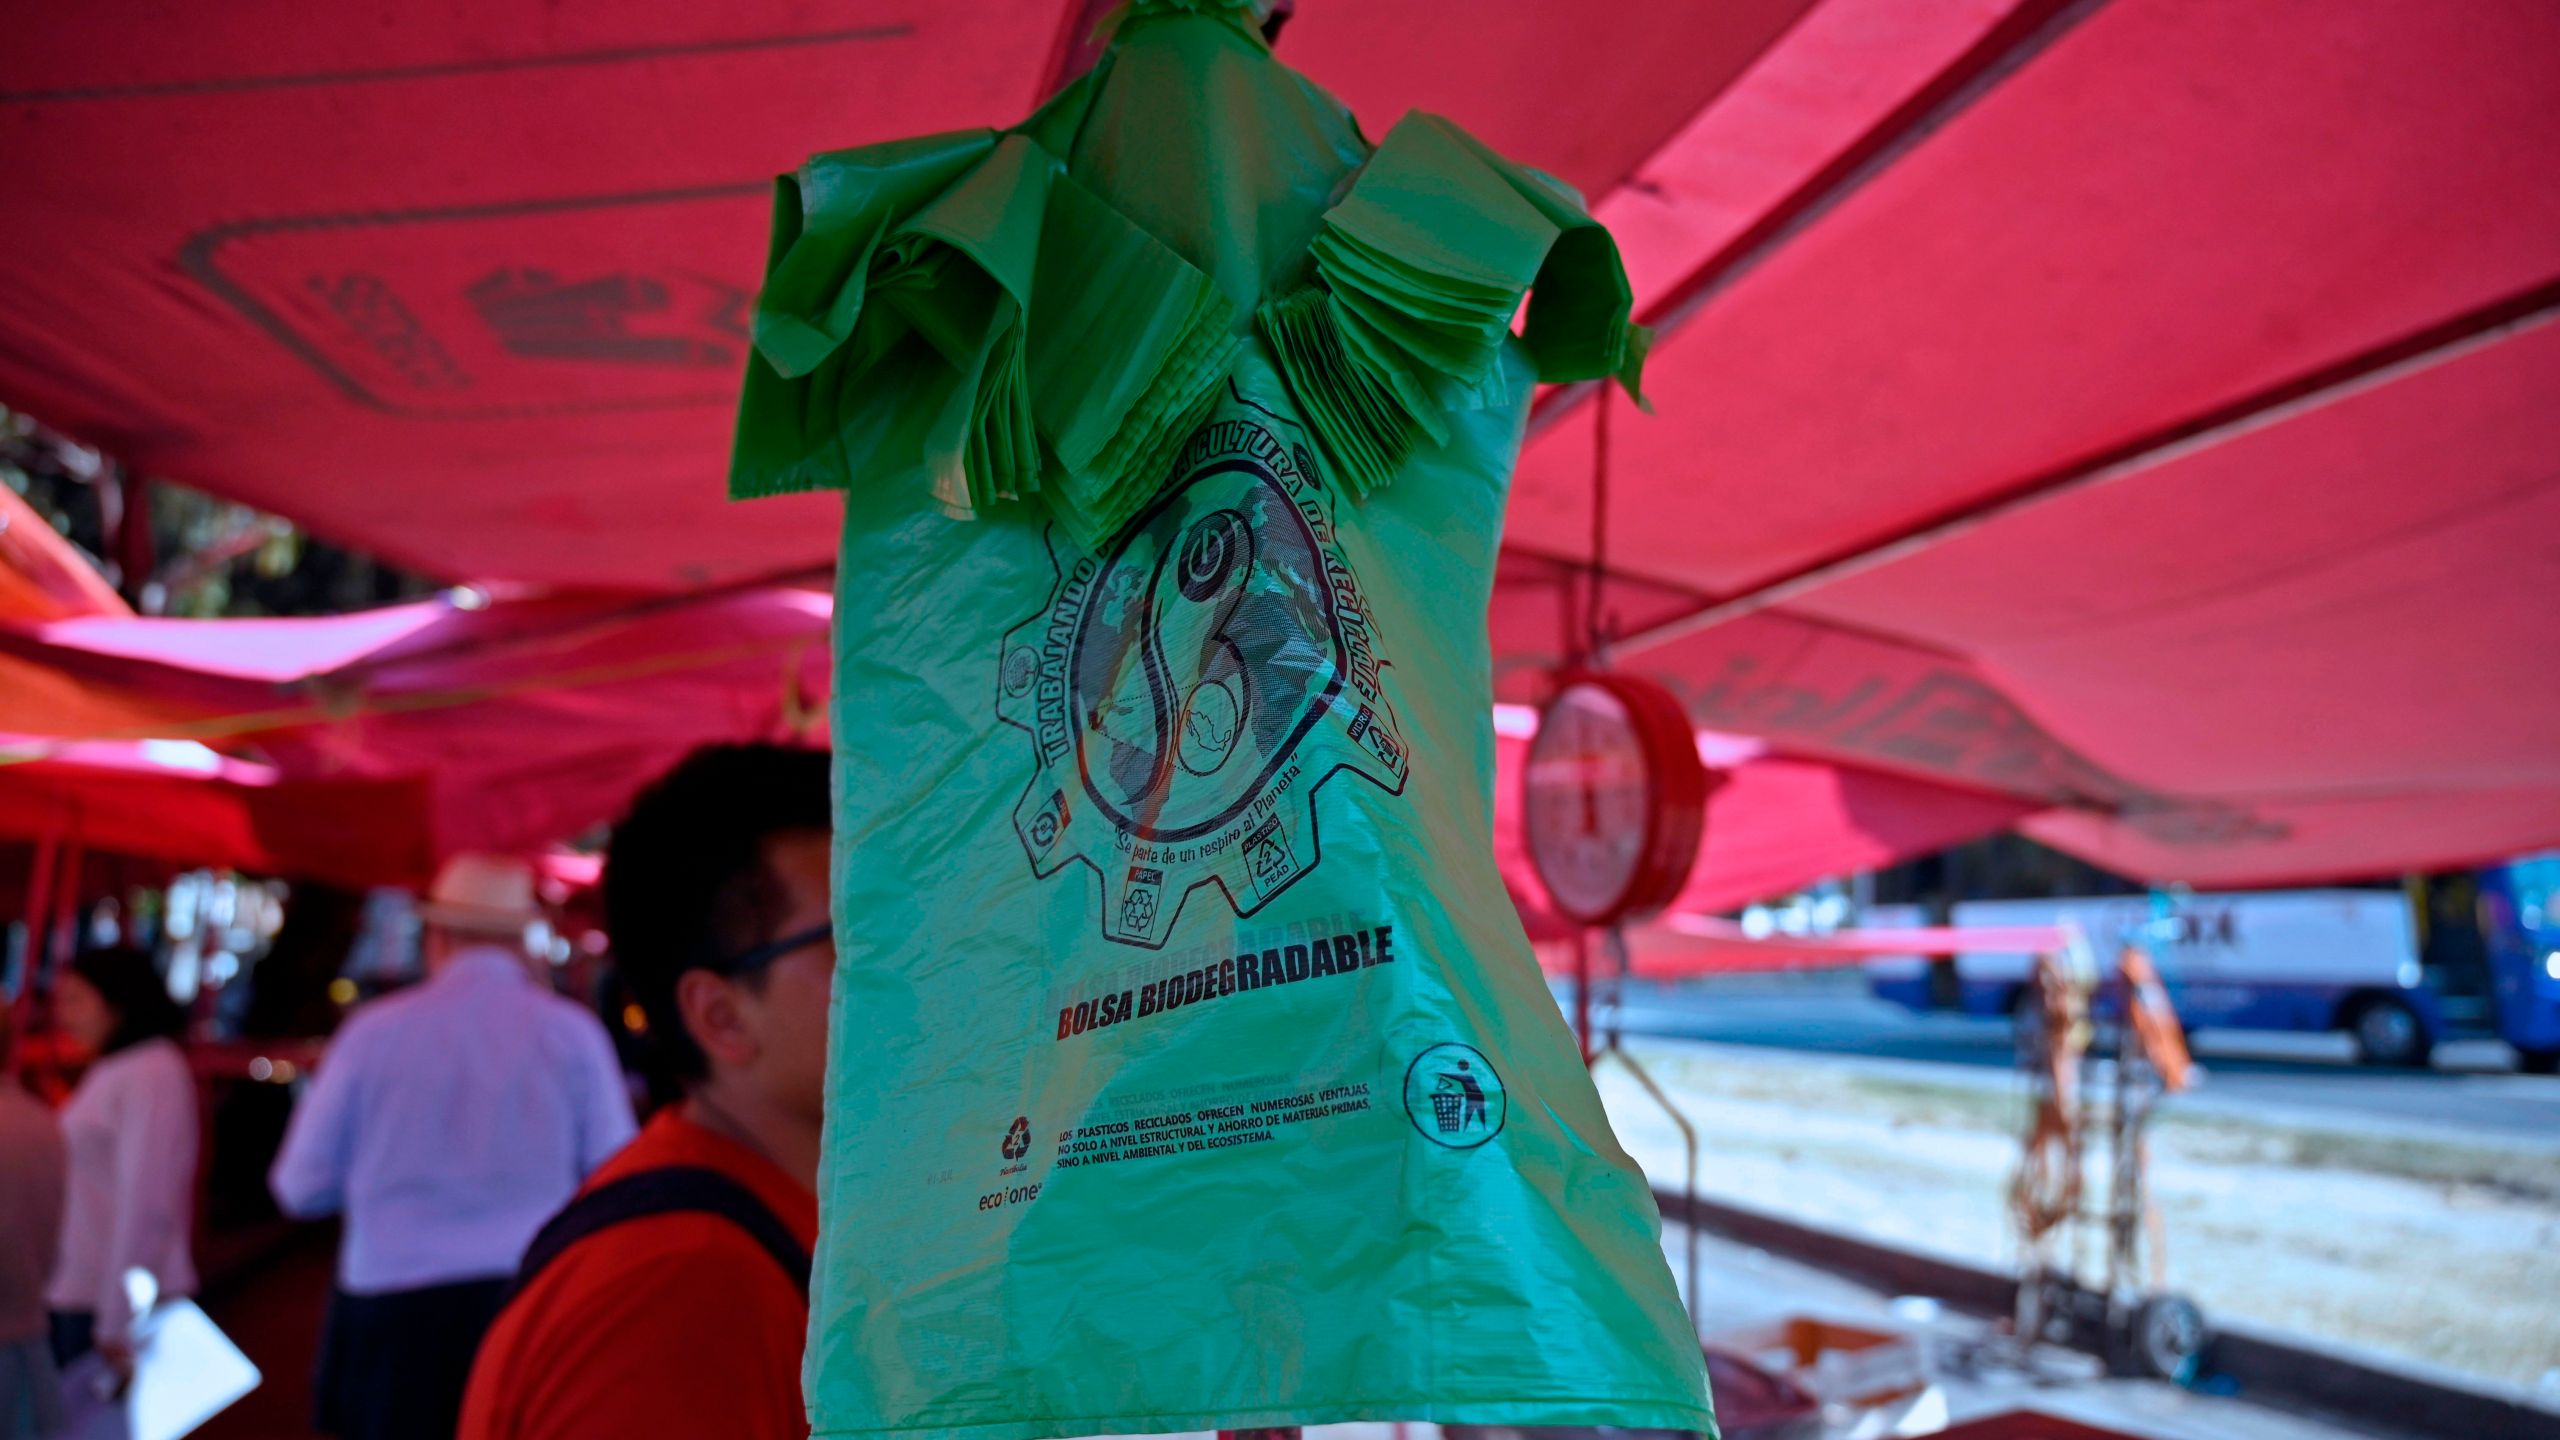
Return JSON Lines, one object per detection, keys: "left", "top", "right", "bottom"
{"left": 16, "top": 815, "right": 61, "bottom": 1024}
{"left": 1596, "top": 1044, "right": 1702, "bottom": 1335}
{"left": 1604, "top": 926, "right": 1631, "bottom": 1055}
{"left": 1587, "top": 386, "right": 1612, "bottom": 662}
{"left": 1573, "top": 929, "right": 1594, "bottom": 1065}
{"left": 47, "top": 823, "right": 84, "bottom": 973}
{"left": 110, "top": 469, "right": 155, "bottom": 610}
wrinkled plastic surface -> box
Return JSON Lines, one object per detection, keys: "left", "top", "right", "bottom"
{"left": 732, "top": 9, "right": 1714, "bottom": 1439}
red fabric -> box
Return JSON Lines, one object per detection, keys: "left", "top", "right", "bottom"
{"left": 0, "top": 1, "right": 1810, "bottom": 591}
{"left": 0, "top": 588, "right": 832, "bottom": 859}
{"left": 1522, "top": 0, "right": 2560, "bottom": 594}
{"left": 0, "top": 486, "right": 127, "bottom": 624}
{"left": 0, "top": 739, "right": 433, "bottom": 887}
{"left": 1283, "top": 0, "right": 1820, "bottom": 209}
{"left": 1500, "top": 0, "right": 2560, "bottom": 885}
{"left": 459, "top": 1109, "right": 817, "bottom": 1440}
{"left": 0, "top": 651, "right": 218, "bottom": 740}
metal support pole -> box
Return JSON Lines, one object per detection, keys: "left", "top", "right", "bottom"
{"left": 49, "top": 826, "right": 85, "bottom": 971}
{"left": 1595, "top": 1044, "right": 1702, "bottom": 1333}
{"left": 110, "top": 470, "right": 155, "bottom": 610}
{"left": 1573, "top": 929, "right": 1594, "bottom": 1064}
{"left": 14, "top": 818, "right": 61, "bottom": 1029}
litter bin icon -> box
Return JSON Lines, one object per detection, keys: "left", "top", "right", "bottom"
{"left": 1432, "top": 1061, "right": 1488, "bottom": 1133}
{"left": 1404, "top": 1045, "right": 1504, "bottom": 1148}
{"left": 1431, "top": 1088, "right": 1466, "bottom": 1133}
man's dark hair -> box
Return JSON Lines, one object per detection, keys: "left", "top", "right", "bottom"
{"left": 604, "top": 745, "right": 831, "bottom": 1087}
{"left": 67, "top": 946, "right": 186, "bottom": 1054}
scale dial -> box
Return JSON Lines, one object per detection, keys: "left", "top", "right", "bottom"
{"left": 1521, "top": 674, "right": 1709, "bottom": 927}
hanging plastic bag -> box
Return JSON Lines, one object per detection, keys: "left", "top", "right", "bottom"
{"left": 731, "top": 5, "right": 1713, "bottom": 1438}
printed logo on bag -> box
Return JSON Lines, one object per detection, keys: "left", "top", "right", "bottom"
{"left": 1001, "top": 1116, "right": 1033, "bottom": 1162}
{"left": 997, "top": 417, "right": 1409, "bottom": 948}
{"left": 1401, "top": 1043, "right": 1506, "bottom": 1149}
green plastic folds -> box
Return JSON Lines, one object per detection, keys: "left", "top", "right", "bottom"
{"left": 731, "top": 6, "right": 1710, "bottom": 1439}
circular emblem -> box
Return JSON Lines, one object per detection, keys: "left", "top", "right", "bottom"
{"left": 1402, "top": 1043, "right": 1507, "bottom": 1149}
{"left": 1521, "top": 672, "right": 1712, "bottom": 926}
{"left": 1072, "top": 481, "right": 1338, "bottom": 842}
{"left": 995, "top": 417, "right": 1410, "bottom": 949}
{"left": 1001, "top": 1116, "right": 1032, "bottom": 1161}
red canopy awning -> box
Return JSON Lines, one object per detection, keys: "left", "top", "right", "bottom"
{"left": 2, "top": 609, "right": 1988, "bottom": 911}
{"left": 1499, "top": 0, "right": 2560, "bottom": 885}
{"left": 3, "top": 0, "right": 2552, "bottom": 888}
{"left": 0, "top": 0, "right": 1814, "bottom": 591}
{"left": 0, "top": 738, "right": 433, "bottom": 888}
{"left": 0, "top": 586, "right": 832, "bottom": 862}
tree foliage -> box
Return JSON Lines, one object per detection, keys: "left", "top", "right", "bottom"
{"left": 2, "top": 408, "right": 434, "bottom": 617}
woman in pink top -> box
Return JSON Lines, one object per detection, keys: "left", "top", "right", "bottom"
{"left": 43, "top": 948, "right": 197, "bottom": 1380}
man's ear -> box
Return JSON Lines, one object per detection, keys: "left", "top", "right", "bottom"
{"left": 675, "top": 969, "right": 757, "bottom": 1071}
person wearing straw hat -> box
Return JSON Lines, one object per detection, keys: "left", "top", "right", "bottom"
{"left": 271, "top": 852, "right": 635, "bottom": 1440}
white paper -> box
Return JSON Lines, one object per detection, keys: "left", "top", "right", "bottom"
{"left": 56, "top": 1299, "right": 261, "bottom": 1440}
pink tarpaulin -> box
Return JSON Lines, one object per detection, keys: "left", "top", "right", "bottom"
{"left": 0, "top": 737, "right": 433, "bottom": 887}
{"left": 1500, "top": 0, "right": 2560, "bottom": 884}
{"left": 0, "top": 0, "right": 1814, "bottom": 591}
{"left": 2, "top": 0, "right": 2554, "bottom": 887}
{"left": 0, "top": 587, "right": 832, "bottom": 861}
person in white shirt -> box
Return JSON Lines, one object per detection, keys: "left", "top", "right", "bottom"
{"left": 270, "top": 854, "right": 636, "bottom": 1440}
{"left": 44, "top": 946, "right": 196, "bottom": 1383}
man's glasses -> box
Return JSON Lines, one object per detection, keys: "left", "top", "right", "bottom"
{"left": 717, "top": 922, "right": 832, "bottom": 977}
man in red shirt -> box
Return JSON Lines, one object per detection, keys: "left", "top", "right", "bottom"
{"left": 460, "top": 745, "right": 834, "bottom": 1440}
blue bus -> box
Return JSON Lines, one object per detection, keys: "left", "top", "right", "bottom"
{"left": 1866, "top": 857, "right": 2560, "bottom": 1071}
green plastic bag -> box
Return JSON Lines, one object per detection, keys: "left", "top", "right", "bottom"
{"left": 731, "top": 6, "right": 1714, "bottom": 1438}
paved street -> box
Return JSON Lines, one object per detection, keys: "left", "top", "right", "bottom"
{"left": 1563, "top": 974, "right": 2560, "bottom": 1148}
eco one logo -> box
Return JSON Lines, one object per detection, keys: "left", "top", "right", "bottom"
{"left": 1401, "top": 1042, "right": 1507, "bottom": 1149}
{"left": 995, "top": 416, "right": 1408, "bottom": 949}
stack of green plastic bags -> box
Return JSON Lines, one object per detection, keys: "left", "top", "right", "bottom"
{"left": 739, "top": 130, "right": 1244, "bottom": 548}
{"left": 1262, "top": 113, "right": 1646, "bottom": 497}
{"left": 727, "top": 4, "right": 1711, "bottom": 1440}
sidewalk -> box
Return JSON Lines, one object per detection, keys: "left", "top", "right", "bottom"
{"left": 1588, "top": 1036, "right": 2560, "bottom": 1394}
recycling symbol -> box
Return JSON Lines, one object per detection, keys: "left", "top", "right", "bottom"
{"left": 1001, "top": 1116, "right": 1032, "bottom": 1162}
